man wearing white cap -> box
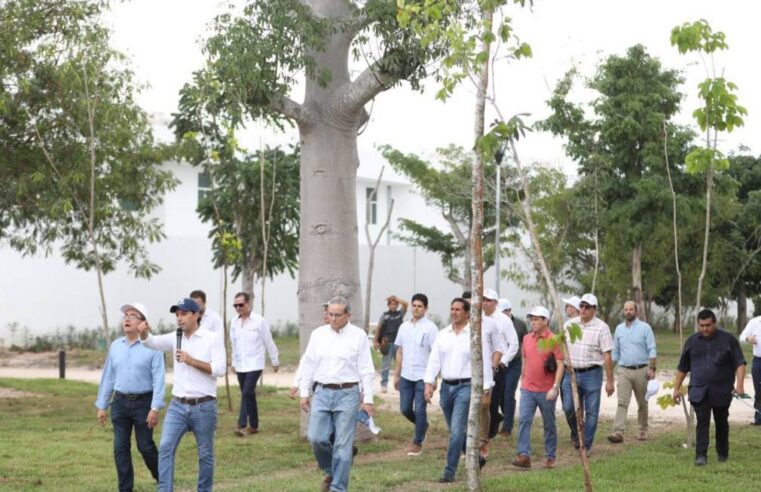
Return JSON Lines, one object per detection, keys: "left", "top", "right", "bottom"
{"left": 560, "top": 293, "right": 614, "bottom": 454}
{"left": 482, "top": 289, "right": 519, "bottom": 443}
{"left": 497, "top": 297, "right": 529, "bottom": 437}
{"left": 96, "top": 302, "right": 164, "bottom": 491}
{"left": 562, "top": 296, "right": 581, "bottom": 320}
{"left": 512, "top": 306, "right": 564, "bottom": 469}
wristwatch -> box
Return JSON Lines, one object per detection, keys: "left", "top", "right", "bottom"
{"left": 151, "top": 407, "right": 160, "bottom": 413}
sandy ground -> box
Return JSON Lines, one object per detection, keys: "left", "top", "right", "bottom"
{"left": 0, "top": 360, "right": 757, "bottom": 426}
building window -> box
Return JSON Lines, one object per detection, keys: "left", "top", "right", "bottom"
{"left": 198, "top": 172, "right": 211, "bottom": 202}
{"left": 366, "top": 187, "right": 377, "bottom": 225}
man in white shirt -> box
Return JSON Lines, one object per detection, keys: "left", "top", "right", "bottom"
{"left": 424, "top": 297, "right": 494, "bottom": 483}
{"left": 393, "top": 293, "right": 439, "bottom": 456}
{"left": 138, "top": 297, "right": 226, "bottom": 492}
{"left": 190, "top": 289, "right": 224, "bottom": 336}
{"left": 740, "top": 315, "right": 761, "bottom": 425}
{"left": 482, "top": 289, "right": 519, "bottom": 442}
{"left": 230, "top": 291, "right": 279, "bottom": 436}
{"left": 297, "top": 296, "right": 375, "bottom": 492}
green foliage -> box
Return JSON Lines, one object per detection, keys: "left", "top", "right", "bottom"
{"left": 0, "top": 0, "right": 177, "bottom": 278}
{"left": 685, "top": 147, "right": 729, "bottom": 174}
{"left": 670, "top": 19, "right": 728, "bottom": 55}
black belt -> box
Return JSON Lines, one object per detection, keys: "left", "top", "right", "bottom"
{"left": 620, "top": 364, "right": 648, "bottom": 370}
{"left": 570, "top": 365, "right": 601, "bottom": 374}
{"left": 174, "top": 395, "right": 215, "bottom": 406}
{"left": 319, "top": 382, "right": 358, "bottom": 390}
{"left": 114, "top": 391, "right": 152, "bottom": 401}
{"left": 443, "top": 378, "right": 471, "bottom": 386}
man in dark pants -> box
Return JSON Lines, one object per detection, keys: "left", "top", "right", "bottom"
{"left": 673, "top": 309, "right": 746, "bottom": 466}
{"left": 96, "top": 302, "right": 165, "bottom": 492}
{"left": 375, "top": 295, "right": 408, "bottom": 393}
{"left": 739, "top": 315, "right": 761, "bottom": 425}
{"left": 497, "top": 297, "right": 528, "bottom": 438}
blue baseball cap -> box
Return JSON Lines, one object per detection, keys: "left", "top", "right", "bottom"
{"left": 169, "top": 297, "right": 200, "bottom": 313}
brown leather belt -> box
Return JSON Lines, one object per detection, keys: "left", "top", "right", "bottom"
{"left": 174, "top": 395, "right": 215, "bottom": 405}
{"left": 319, "top": 382, "right": 358, "bottom": 390}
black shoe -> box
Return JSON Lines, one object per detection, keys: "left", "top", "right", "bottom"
{"left": 694, "top": 456, "right": 707, "bottom": 466}
{"left": 718, "top": 455, "right": 728, "bottom": 463}
{"left": 352, "top": 445, "right": 358, "bottom": 464}
{"left": 750, "top": 421, "right": 761, "bottom": 426}
{"left": 438, "top": 476, "right": 455, "bottom": 483}
{"left": 479, "top": 456, "right": 487, "bottom": 469}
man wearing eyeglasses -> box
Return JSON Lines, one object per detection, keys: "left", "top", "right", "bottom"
{"left": 297, "top": 296, "right": 375, "bottom": 492}
{"left": 138, "top": 297, "right": 226, "bottom": 492}
{"left": 95, "top": 302, "right": 164, "bottom": 492}
{"left": 230, "top": 291, "right": 279, "bottom": 437}
{"left": 560, "top": 293, "right": 615, "bottom": 455}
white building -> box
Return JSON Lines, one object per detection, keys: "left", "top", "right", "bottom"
{"left": 0, "top": 155, "right": 536, "bottom": 341}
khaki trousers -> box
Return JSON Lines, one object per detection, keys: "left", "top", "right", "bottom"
{"left": 613, "top": 366, "right": 648, "bottom": 433}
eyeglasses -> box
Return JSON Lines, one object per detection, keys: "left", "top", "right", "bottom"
{"left": 579, "top": 304, "right": 594, "bottom": 310}
{"left": 123, "top": 314, "right": 144, "bottom": 321}
{"left": 233, "top": 303, "right": 245, "bottom": 308}
{"left": 326, "top": 312, "right": 347, "bottom": 318}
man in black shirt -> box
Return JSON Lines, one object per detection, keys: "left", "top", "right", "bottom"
{"left": 673, "top": 309, "right": 746, "bottom": 466}
{"left": 375, "top": 295, "right": 408, "bottom": 393}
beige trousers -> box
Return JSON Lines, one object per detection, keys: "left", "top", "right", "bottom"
{"left": 613, "top": 366, "right": 648, "bottom": 433}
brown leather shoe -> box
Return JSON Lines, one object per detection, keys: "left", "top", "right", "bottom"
{"left": 246, "top": 427, "right": 259, "bottom": 435}
{"left": 544, "top": 458, "right": 556, "bottom": 469}
{"left": 498, "top": 429, "right": 511, "bottom": 438}
{"left": 320, "top": 475, "right": 332, "bottom": 492}
{"left": 637, "top": 431, "right": 647, "bottom": 441}
{"left": 511, "top": 454, "right": 531, "bottom": 468}
{"left": 234, "top": 427, "right": 246, "bottom": 437}
{"left": 607, "top": 432, "right": 623, "bottom": 443}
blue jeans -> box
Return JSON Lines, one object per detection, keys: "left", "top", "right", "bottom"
{"left": 307, "top": 385, "right": 360, "bottom": 492}
{"left": 561, "top": 367, "right": 602, "bottom": 451}
{"left": 399, "top": 377, "right": 428, "bottom": 445}
{"left": 502, "top": 358, "right": 522, "bottom": 433}
{"left": 439, "top": 382, "right": 471, "bottom": 480}
{"left": 380, "top": 344, "right": 398, "bottom": 387}
{"left": 111, "top": 395, "right": 159, "bottom": 491}
{"left": 517, "top": 389, "right": 558, "bottom": 459}
{"left": 158, "top": 399, "right": 217, "bottom": 492}
{"left": 752, "top": 357, "right": 761, "bottom": 424}
{"left": 237, "top": 370, "right": 262, "bottom": 429}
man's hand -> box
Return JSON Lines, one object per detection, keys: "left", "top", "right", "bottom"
{"left": 137, "top": 321, "right": 151, "bottom": 340}
{"left": 146, "top": 410, "right": 159, "bottom": 429}
{"left": 482, "top": 390, "right": 491, "bottom": 407}
{"left": 361, "top": 403, "right": 374, "bottom": 418}
{"left": 546, "top": 386, "right": 559, "bottom": 401}
{"left": 735, "top": 383, "right": 745, "bottom": 396}
{"left": 273, "top": 365, "right": 279, "bottom": 373}
{"left": 605, "top": 380, "right": 615, "bottom": 397}
{"left": 646, "top": 368, "right": 656, "bottom": 380}
{"left": 97, "top": 409, "right": 107, "bottom": 427}
{"left": 288, "top": 387, "right": 299, "bottom": 400}
{"left": 394, "top": 377, "right": 400, "bottom": 391}
{"left": 749, "top": 335, "right": 758, "bottom": 345}
{"left": 176, "top": 350, "right": 194, "bottom": 364}
{"left": 424, "top": 383, "right": 434, "bottom": 403}
{"left": 373, "top": 340, "right": 380, "bottom": 351}
{"left": 672, "top": 387, "right": 682, "bottom": 404}
{"left": 300, "top": 397, "right": 310, "bottom": 413}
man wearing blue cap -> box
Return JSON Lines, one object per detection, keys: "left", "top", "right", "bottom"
{"left": 138, "top": 297, "right": 226, "bottom": 492}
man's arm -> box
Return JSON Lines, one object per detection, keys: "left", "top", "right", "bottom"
{"left": 150, "top": 350, "right": 166, "bottom": 410}
{"left": 735, "top": 363, "right": 746, "bottom": 395}
{"left": 603, "top": 351, "right": 615, "bottom": 396}
{"left": 394, "top": 346, "right": 403, "bottom": 391}
{"left": 672, "top": 370, "right": 688, "bottom": 403}
{"left": 95, "top": 348, "right": 115, "bottom": 425}
{"left": 397, "top": 297, "right": 409, "bottom": 314}
{"left": 611, "top": 327, "right": 620, "bottom": 364}
{"left": 503, "top": 320, "right": 519, "bottom": 363}
{"left": 262, "top": 319, "right": 280, "bottom": 370}
{"left": 357, "top": 332, "right": 376, "bottom": 415}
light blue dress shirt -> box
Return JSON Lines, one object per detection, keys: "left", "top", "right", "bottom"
{"left": 612, "top": 319, "right": 657, "bottom": 367}
{"left": 95, "top": 336, "right": 166, "bottom": 410}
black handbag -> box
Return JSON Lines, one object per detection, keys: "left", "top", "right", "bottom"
{"left": 544, "top": 353, "right": 557, "bottom": 374}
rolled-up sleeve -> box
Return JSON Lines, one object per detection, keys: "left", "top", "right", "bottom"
{"left": 645, "top": 325, "right": 657, "bottom": 358}
{"left": 209, "top": 332, "right": 227, "bottom": 377}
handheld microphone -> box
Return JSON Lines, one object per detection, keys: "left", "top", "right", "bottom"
{"left": 176, "top": 328, "right": 183, "bottom": 360}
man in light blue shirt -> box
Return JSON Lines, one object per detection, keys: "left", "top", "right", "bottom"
{"left": 608, "top": 301, "right": 656, "bottom": 444}
{"left": 96, "top": 302, "right": 165, "bottom": 492}
{"left": 393, "top": 293, "right": 439, "bottom": 456}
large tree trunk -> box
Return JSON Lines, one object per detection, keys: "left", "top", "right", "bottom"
{"left": 737, "top": 291, "right": 747, "bottom": 334}
{"left": 241, "top": 266, "right": 255, "bottom": 297}
{"left": 631, "top": 244, "right": 643, "bottom": 314}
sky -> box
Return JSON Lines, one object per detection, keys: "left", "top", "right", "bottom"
{"left": 106, "top": 0, "right": 761, "bottom": 181}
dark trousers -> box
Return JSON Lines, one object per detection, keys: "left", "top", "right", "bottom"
{"left": 693, "top": 398, "right": 729, "bottom": 458}
{"left": 111, "top": 396, "right": 159, "bottom": 492}
{"left": 489, "top": 365, "right": 506, "bottom": 438}
{"left": 502, "top": 358, "right": 522, "bottom": 434}
{"left": 753, "top": 357, "right": 761, "bottom": 424}
{"left": 237, "top": 370, "right": 262, "bottom": 429}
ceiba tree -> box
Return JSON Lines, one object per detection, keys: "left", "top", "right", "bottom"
{"left": 194, "top": 0, "right": 444, "bottom": 349}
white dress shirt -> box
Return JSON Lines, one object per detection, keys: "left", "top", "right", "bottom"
{"left": 488, "top": 310, "right": 519, "bottom": 365}
{"left": 395, "top": 316, "right": 439, "bottom": 381}
{"left": 143, "top": 328, "right": 226, "bottom": 398}
{"left": 482, "top": 315, "right": 507, "bottom": 361}
{"left": 740, "top": 316, "right": 761, "bottom": 358}
{"left": 230, "top": 312, "right": 279, "bottom": 372}
{"left": 199, "top": 308, "right": 224, "bottom": 336}
{"left": 297, "top": 323, "right": 375, "bottom": 404}
{"left": 424, "top": 323, "right": 494, "bottom": 389}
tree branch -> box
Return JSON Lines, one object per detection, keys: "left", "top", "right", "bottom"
{"left": 271, "top": 95, "right": 314, "bottom": 126}
{"left": 332, "top": 63, "right": 395, "bottom": 117}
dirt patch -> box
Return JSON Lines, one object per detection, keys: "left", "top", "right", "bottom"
{"left": 0, "top": 386, "right": 40, "bottom": 399}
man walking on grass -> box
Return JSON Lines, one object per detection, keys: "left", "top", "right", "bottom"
{"left": 375, "top": 295, "right": 408, "bottom": 393}
{"left": 96, "top": 302, "right": 164, "bottom": 492}
{"left": 394, "top": 293, "right": 439, "bottom": 456}
{"left": 673, "top": 309, "right": 746, "bottom": 466}
{"left": 608, "top": 301, "right": 657, "bottom": 444}
{"left": 511, "top": 306, "right": 564, "bottom": 470}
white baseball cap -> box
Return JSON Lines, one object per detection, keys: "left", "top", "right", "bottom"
{"left": 580, "top": 293, "right": 598, "bottom": 307}
{"left": 527, "top": 306, "right": 551, "bottom": 319}
{"left": 562, "top": 295, "right": 581, "bottom": 310}
{"left": 645, "top": 379, "right": 660, "bottom": 401}
{"left": 483, "top": 288, "right": 499, "bottom": 301}
{"left": 120, "top": 302, "right": 148, "bottom": 320}
{"left": 498, "top": 298, "right": 512, "bottom": 311}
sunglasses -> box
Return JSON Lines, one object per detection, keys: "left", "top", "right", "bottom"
{"left": 233, "top": 303, "right": 245, "bottom": 308}
{"left": 579, "top": 304, "right": 594, "bottom": 310}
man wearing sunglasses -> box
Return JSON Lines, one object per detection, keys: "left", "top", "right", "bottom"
{"left": 560, "top": 293, "right": 615, "bottom": 455}
{"left": 230, "top": 291, "right": 279, "bottom": 437}
{"left": 95, "top": 302, "right": 164, "bottom": 491}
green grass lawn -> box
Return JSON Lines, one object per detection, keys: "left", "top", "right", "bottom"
{"left": 2, "top": 377, "right": 761, "bottom": 491}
